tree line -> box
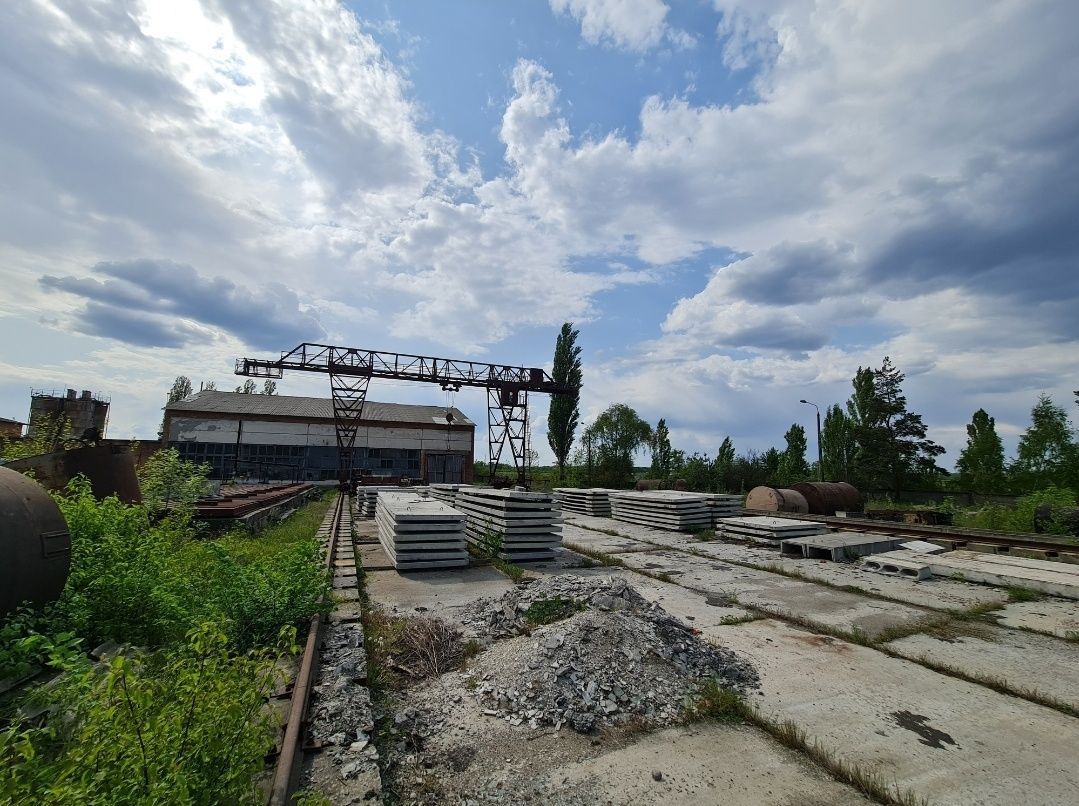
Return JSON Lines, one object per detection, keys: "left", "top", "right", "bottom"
{"left": 545, "top": 333, "right": 1078, "bottom": 498}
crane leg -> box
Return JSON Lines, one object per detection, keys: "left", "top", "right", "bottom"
{"left": 487, "top": 386, "right": 530, "bottom": 488}
{"left": 331, "top": 372, "right": 370, "bottom": 491}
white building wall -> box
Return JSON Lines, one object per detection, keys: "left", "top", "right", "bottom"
{"left": 169, "top": 416, "right": 471, "bottom": 452}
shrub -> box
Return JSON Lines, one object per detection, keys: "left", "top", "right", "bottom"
{"left": 0, "top": 623, "right": 287, "bottom": 805}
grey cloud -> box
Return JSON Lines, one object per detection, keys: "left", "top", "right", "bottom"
{"left": 40, "top": 259, "right": 325, "bottom": 350}
{"left": 722, "top": 241, "right": 857, "bottom": 307}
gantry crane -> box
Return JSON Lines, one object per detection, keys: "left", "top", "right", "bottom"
{"left": 235, "top": 342, "right": 571, "bottom": 488}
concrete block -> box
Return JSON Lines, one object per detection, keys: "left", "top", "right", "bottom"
{"left": 862, "top": 556, "right": 933, "bottom": 580}
{"left": 779, "top": 532, "right": 903, "bottom": 562}
{"left": 967, "top": 542, "right": 1001, "bottom": 554}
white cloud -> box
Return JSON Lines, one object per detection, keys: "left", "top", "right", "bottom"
{"left": 549, "top": 0, "right": 690, "bottom": 52}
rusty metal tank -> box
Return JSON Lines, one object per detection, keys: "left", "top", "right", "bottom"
{"left": 0, "top": 466, "right": 71, "bottom": 616}
{"left": 792, "top": 481, "right": 861, "bottom": 515}
{"left": 4, "top": 444, "right": 141, "bottom": 503}
{"left": 745, "top": 486, "right": 809, "bottom": 514}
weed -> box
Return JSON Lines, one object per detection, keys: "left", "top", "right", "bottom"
{"left": 1006, "top": 586, "right": 1043, "bottom": 603}
{"left": 1065, "top": 631, "right": 1079, "bottom": 643}
{"left": 690, "top": 528, "right": 718, "bottom": 542}
{"left": 563, "top": 542, "right": 626, "bottom": 567}
{"left": 524, "top": 598, "right": 584, "bottom": 626}
{"left": 681, "top": 680, "right": 746, "bottom": 724}
{"left": 462, "top": 639, "right": 484, "bottom": 660}
{"left": 293, "top": 789, "right": 334, "bottom": 806}
{"left": 463, "top": 676, "right": 478, "bottom": 691}
{"left": 718, "top": 614, "right": 759, "bottom": 626}
{"left": 492, "top": 557, "right": 526, "bottom": 583}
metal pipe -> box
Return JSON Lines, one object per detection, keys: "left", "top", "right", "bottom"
{"left": 799, "top": 400, "right": 824, "bottom": 481}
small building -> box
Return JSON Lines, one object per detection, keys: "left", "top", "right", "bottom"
{"left": 0, "top": 417, "right": 24, "bottom": 441}
{"left": 163, "top": 390, "right": 474, "bottom": 483}
{"left": 28, "top": 389, "right": 110, "bottom": 440}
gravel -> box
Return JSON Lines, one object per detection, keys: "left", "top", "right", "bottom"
{"left": 455, "top": 574, "right": 759, "bottom": 733}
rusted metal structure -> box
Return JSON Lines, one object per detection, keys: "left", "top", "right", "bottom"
{"left": 4, "top": 443, "right": 142, "bottom": 503}
{"left": 745, "top": 485, "right": 810, "bottom": 514}
{"left": 791, "top": 481, "right": 861, "bottom": 515}
{"left": 235, "top": 343, "right": 572, "bottom": 488}
{"left": 28, "top": 388, "right": 110, "bottom": 441}
{"left": 0, "top": 467, "right": 71, "bottom": 616}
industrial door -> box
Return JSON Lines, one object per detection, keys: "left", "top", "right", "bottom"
{"left": 427, "top": 453, "right": 464, "bottom": 483}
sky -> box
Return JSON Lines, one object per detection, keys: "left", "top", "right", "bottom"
{"left": 1, "top": 0, "right": 1077, "bottom": 468}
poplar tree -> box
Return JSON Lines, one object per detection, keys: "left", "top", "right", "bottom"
{"left": 820, "top": 404, "right": 855, "bottom": 481}
{"left": 650, "top": 418, "right": 672, "bottom": 478}
{"left": 714, "top": 436, "right": 735, "bottom": 491}
{"left": 955, "top": 409, "right": 1005, "bottom": 492}
{"left": 777, "top": 423, "right": 810, "bottom": 483}
{"left": 547, "top": 322, "right": 583, "bottom": 482}
{"left": 1011, "top": 394, "right": 1076, "bottom": 491}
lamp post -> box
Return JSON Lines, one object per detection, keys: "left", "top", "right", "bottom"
{"left": 799, "top": 399, "right": 824, "bottom": 481}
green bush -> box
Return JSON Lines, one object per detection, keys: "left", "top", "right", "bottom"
{"left": 0, "top": 623, "right": 286, "bottom": 805}
{"left": 953, "top": 486, "right": 1077, "bottom": 535}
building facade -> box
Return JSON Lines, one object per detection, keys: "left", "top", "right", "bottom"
{"left": 0, "top": 417, "right": 23, "bottom": 441}
{"left": 28, "top": 389, "right": 110, "bottom": 439}
{"left": 164, "top": 391, "right": 474, "bottom": 483}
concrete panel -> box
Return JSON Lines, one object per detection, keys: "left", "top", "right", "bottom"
{"left": 170, "top": 417, "right": 239, "bottom": 443}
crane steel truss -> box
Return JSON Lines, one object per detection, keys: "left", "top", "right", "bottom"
{"left": 235, "top": 342, "right": 569, "bottom": 487}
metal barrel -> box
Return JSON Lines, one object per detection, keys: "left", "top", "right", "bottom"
{"left": 746, "top": 485, "right": 809, "bottom": 514}
{"left": 0, "top": 467, "right": 71, "bottom": 616}
{"left": 791, "top": 481, "right": 861, "bottom": 515}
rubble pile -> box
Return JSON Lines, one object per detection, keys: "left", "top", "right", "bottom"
{"left": 459, "top": 575, "right": 758, "bottom": 733}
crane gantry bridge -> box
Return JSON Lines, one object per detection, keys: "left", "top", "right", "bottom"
{"left": 235, "top": 342, "right": 572, "bottom": 488}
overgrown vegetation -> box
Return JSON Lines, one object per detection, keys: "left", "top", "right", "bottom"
{"left": 0, "top": 468, "right": 333, "bottom": 804}
{"left": 524, "top": 597, "right": 585, "bottom": 626}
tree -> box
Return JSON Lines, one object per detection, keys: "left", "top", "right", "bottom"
{"left": 955, "top": 409, "right": 1005, "bottom": 493}
{"left": 160, "top": 376, "right": 194, "bottom": 438}
{"left": 137, "top": 448, "right": 211, "bottom": 512}
{"left": 547, "top": 323, "right": 583, "bottom": 482}
{"left": 1011, "top": 394, "right": 1076, "bottom": 491}
{"left": 234, "top": 380, "right": 257, "bottom": 394}
{"left": 583, "top": 404, "right": 652, "bottom": 488}
{"left": 845, "top": 357, "right": 944, "bottom": 492}
{"left": 820, "top": 405, "right": 855, "bottom": 481}
{"left": 776, "top": 423, "right": 810, "bottom": 484}
{"left": 261, "top": 379, "right": 277, "bottom": 396}
{"left": 649, "top": 418, "right": 672, "bottom": 478}
{"left": 714, "top": 437, "right": 736, "bottom": 492}
{"left": 201, "top": 381, "right": 217, "bottom": 391}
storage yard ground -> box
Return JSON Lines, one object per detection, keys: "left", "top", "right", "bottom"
{"left": 322, "top": 502, "right": 1079, "bottom": 806}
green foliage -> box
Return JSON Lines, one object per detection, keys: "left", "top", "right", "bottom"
{"left": 671, "top": 451, "right": 715, "bottom": 492}
{"left": 820, "top": 404, "right": 855, "bottom": 482}
{"left": 584, "top": 404, "right": 652, "bottom": 488}
{"left": 28, "top": 478, "right": 330, "bottom": 653}
{"left": 649, "top": 418, "right": 673, "bottom": 478}
{"left": 0, "top": 413, "right": 72, "bottom": 460}
{"left": 956, "top": 409, "right": 1006, "bottom": 493}
{"left": 0, "top": 623, "right": 285, "bottom": 805}
{"left": 234, "top": 380, "right": 258, "bottom": 394}
{"left": 775, "top": 422, "right": 811, "bottom": 485}
{"left": 137, "top": 448, "right": 212, "bottom": 512}
{"left": 681, "top": 680, "right": 746, "bottom": 724}
{"left": 547, "top": 322, "right": 583, "bottom": 481}
{"left": 846, "top": 357, "right": 944, "bottom": 491}
{"left": 714, "top": 437, "right": 736, "bottom": 492}
{"left": 261, "top": 379, "right": 277, "bottom": 395}
{"left": 952, "top": 486, "right": 1077, "bottom": 535}
{"left": 523, "top": 597, "right": 584, "bottom": 625}
{"left": 1011, "top": 395, "right": 1076, "bottom": 492}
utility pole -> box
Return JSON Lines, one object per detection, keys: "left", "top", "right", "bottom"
{"left": 799, "top": 399, "right": 824, "bottom": 481}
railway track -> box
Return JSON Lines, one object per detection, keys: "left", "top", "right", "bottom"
{"left": 744, "top": 509, "right": 1079, "bottom": 559}
{"left": 268, "top": 491, "right": 353, "bottom": 805}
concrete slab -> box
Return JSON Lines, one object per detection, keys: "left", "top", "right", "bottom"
{"left": 705, "top": 619, "right": 1079, "bottom": 806}
{"left": 875, "top": 550, "right": 1079, "bottom": 600}
{"left": 610, "top": 548, "right": 936, "bottom": 640}
{"left": 994, "top": 598, "right": 1079, "bottom": 639}
{"left": 364, "top": 565, "right": 514, "bottom": 625}
{"left": 884, "top": 626, "right": 1079, "bottom": 711}
{"left": 538, "top": 723, "right": 871, "bottom": 805}
{"left": 780, "top": 531, "right": 903, "bottom": 561}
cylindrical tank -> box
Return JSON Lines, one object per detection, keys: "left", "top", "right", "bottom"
{"left": 746, "top": 486, "right": 809, "bottom": 514}
{"left": 792, "top": 481, "right": 861, "bottom": 515}
{"left": 0, "top": 467, "right": 71, "bottom": 616}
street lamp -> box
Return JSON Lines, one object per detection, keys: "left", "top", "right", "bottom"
{"left": 799, "top": 399, "right": 824, "bottom": 481}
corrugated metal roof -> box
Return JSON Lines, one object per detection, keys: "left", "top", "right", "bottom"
{"left": 166, "top": 390, "right": 474, "bottom": 426}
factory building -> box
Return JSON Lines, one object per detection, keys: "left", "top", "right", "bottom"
{"left": 28, "top": 389, "right": 110, "bottom": 439}
{"left": 163, "top": 390, "right": 474, "bottom": 483}
{"left": 0, "top": 417, "right": 24, "bottom": 440}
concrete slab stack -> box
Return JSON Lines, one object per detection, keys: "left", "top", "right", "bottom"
{"left": 608, "top": 491, "right": 712, "bottom": 531}
{"left": 718, "top": 516, "right": 829, "bottom": 544}
{"left": 358, "top": 486, "right": 404, "bottom": 518}
{"left": 552, "top": 488, "right": 617, "bottom": 517}
{"left": 780, "top": 531, "right": 903, "bottom": 561}
{"left": 375, "top": 492, "right": 468, "bottom": 570}
{"left": 430, "top": 483, "right": 470, "bottom": 508}
{"left": 456, "top": 488, "right": 562, "bottom": 562}
{"left": 703, "top": 494, "right": 744, "bottom": 526}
